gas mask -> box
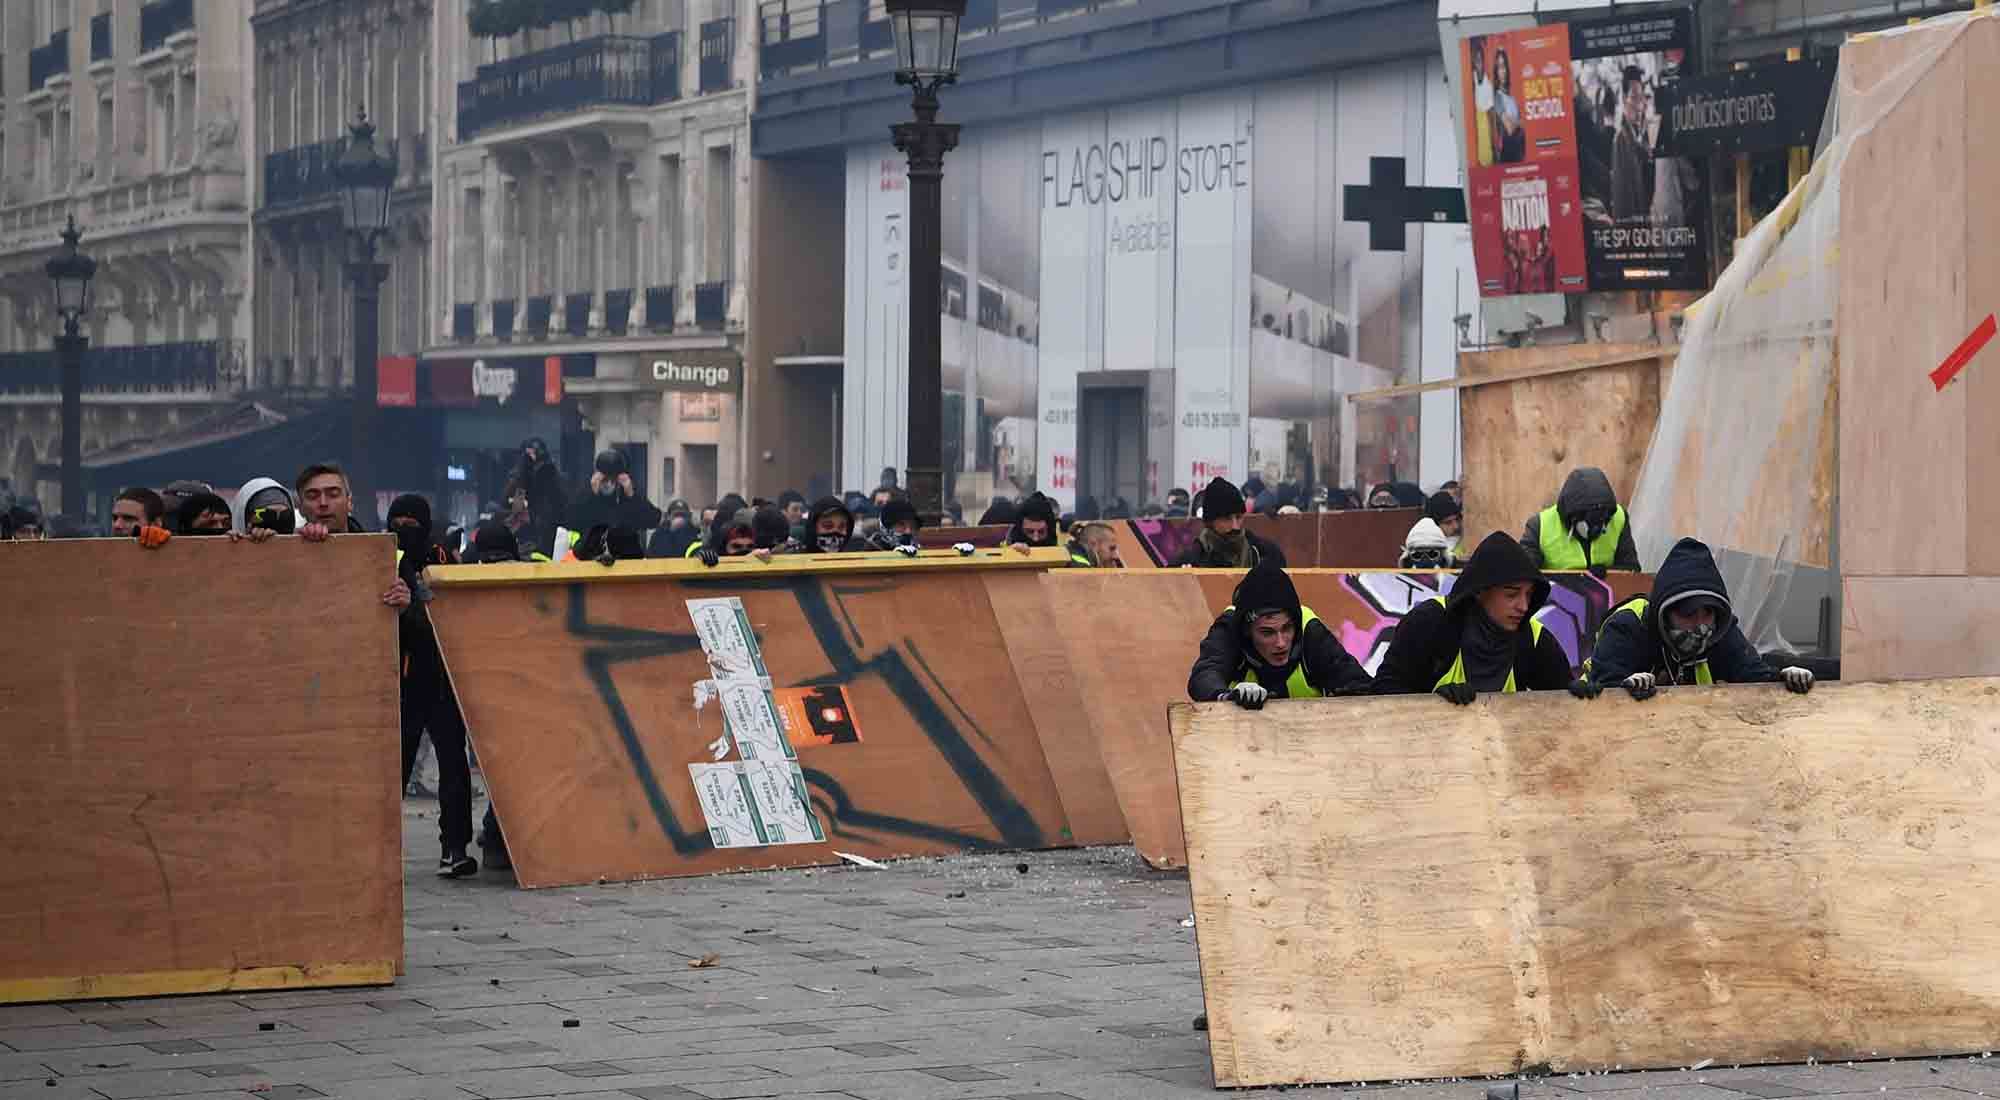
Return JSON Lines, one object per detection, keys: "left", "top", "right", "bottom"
{"left": 394, "top": 525, "right": 429, "bottom": 556}
{"left": 1666, "top": 622, "right": 1716, "bottom": 658}
{"left": 893, "top": 530, "right": 917, "bottom": 549}
{"left": 1403, "top": 546, "right": 1447, "bottom": 569}
{"left": 250, "top": 506, "right": 296, "bottom": 535}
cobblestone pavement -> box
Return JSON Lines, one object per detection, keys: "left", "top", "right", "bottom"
{"left": 5, "top": 801, "right": 1999, "bottom": 1100}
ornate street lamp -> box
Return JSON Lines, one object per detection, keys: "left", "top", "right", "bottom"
{"left": 332, "top": 108, "right": 397, "bottom": 516}
{"left": 45, "top": 214, "right": 97, "bottom": 515}
{"left": 886, "top": 0, "right": 965, "bottom": 528}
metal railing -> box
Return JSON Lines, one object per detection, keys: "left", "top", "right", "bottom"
{"left": 90, "top": 13, "right": 112, "bottom": 63}
{"left": 0, "top": 340, "right": 229, "bottom": 394}
{"left": 604, "top": 288, "right": 634, "bottom": 334}
{"left": 524, "top": 295, "right": 553, "bottom": 337}
{"left": 457, "top": 34, "right": 683, "bottom": 140}
{"left": 452, "top": 303, "right": 477, "bottom": 342}
{"left": 699, "top": 19, "right": 734, "bottom": 92}
{"left": 645, "top": 285, "right": 676, "bottom": 330}
{"left": 563, "top": 292, "right": 592, "bottom": 334}
{"left": 262, "top": 134, "right": 347, "bottom": 207}
{"left": 493, "top": 298, "right": 517, "bottom": 341}
{"left": 694, "top": 281, "right": 727, "bottom": 327}
{"left": 29, "top": 31, "right": 69, "bottom": 88}
{"left": 140, "top": 0, "right": 195, "bottom": 53}
{"left": 759, "top": 0, "right": 1131, "bottom": 78}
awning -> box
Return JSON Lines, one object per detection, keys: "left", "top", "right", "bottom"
{"left": 83, "top": 401, "right": 349, "bottom": 493}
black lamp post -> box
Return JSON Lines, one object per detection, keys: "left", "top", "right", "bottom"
{"left": 887, "top": 0, "right": 965, "bottom": 528}
{"left": 45, "top": 215, "right": 97, "bottom": 516}
{"left": 332, "top": 108, "right": 396, "bottom": 517}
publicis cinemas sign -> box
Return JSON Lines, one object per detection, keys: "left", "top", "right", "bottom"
{"left": 1041, "top": 134, "right": 1249, "bottom": 251}
{"left": 1658, "top": 59, "right": 1835, "bottom": 156}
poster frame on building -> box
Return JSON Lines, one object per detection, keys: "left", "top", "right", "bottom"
{"left": 1457, "top": 26, "right": 1590, "bottom": 297}
{"left": 1567, "top": 8, "right": 1710, "bottom": 291}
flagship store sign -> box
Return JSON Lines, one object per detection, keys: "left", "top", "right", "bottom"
{"left": 1042, "top": 132, "right": 1251, "bottom": 253}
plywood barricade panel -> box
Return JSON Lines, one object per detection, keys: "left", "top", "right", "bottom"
{"left": 919, "top": 525, "right": 1011, "bottom": 549}
{"left": 1457, "top": 344, "right": 1672, "bottom": 552}
{"left": 982, "top": 570, "right": 1128, "bottom": 845}
{"left": 1048, "top": 569, "right": 1652, "bottom": 869}
{"left": 428, "top": 553, "right": 1078, "bottom": 887}
{"left": 1172, "top": 678, "right": 2000, "bottom": 1088}
{"left": 1837, "top": 14, "right": 1999, "bottom": 578}
{"left": 1841, "top": 576, "right": 2000, "bottom": 682}
{"left": 0, "top": 537, "right": 402, "bottom": 1004}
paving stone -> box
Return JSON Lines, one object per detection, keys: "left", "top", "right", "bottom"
{"left": 553, "top": 963, "right": 629, "bottom": 977}
{"left": 949, "top": 923, "right": 1018, "bottom": 934}
{"left": 551, "top": 1061, "right": 634, "bottom": 1077}
{"left": 576, "top": 897, "right": 629, "bottom": 907}
{"left": 1102, "top": 1025, "right": 1177, "bottom": 1040}
{"left": 622, "top": 982, "right": 692, "bottom": 996}
{"left": 143, "top": 1038, "right": 216, "bottom": 1054}
{"left": 457, "top": 934, "right": 516, "bottom": 945}
{"left": 503, "top": 948, "right": 574, "bottom": 961}
{"left": 95, "top": 1020, "right": 166, "bottom": 1033}
{"left": 920, "top": 1064, "right": 1008, "bottom": 1082}
{"left": 1014, "top": 1005, "right": 1092, "bottom": 1019}
{"left": 1712, "top": 1080, "right": 1811, "bottom": 1098}
{"left": 933, "top": 985, "right": 1006, "bottom": 998}
{"left": 795, "top": 950, "right": 863, "bottom": 963}
{"left": 257, "top": 1087, "right": 328, "bottom": 1099}
{"left": 1092, "top": 955, "right": 1162, "bottom": 965}
{"left": 833, "top": 1043, "right": 916, "bottom": 1058}
{"left": 193, "top": 1062, "right": 269, "bottom": 1077}
{"left": 366, "top": 1000, "right": 433, "bottom": 1014}
{"left": 863, "top": 967, "right": 930, "bottom": 979}
{"left": 1016, "top": 938, "right": 1088, "bottom": 949}
{"left": 481, "top": 1040, "right": 556, "bottom": 1054}
{"left": 762, "top": 1023, "right": 837, "bottom": 1036}
{"left": 423, "top": 1019, "right": 494, "bottom": 1035}
{"left": 621, "top": 1088, "right": 702, "bottom": 1099}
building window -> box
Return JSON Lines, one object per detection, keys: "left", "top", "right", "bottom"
{"left": 96, "top": 95, "right": 113, "bottom": 173}
{"left": 659, "top": 155, "right": 681, "bottom": 284}
{"left": 704, "top": 142, "right": 732, "bottom": 282}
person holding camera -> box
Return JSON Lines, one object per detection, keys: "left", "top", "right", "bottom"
{"left": 506, "top": 437, "right": 567, "bottom": 556}
{"left": 565, "top": 448, "right": 662, "bottom": 548}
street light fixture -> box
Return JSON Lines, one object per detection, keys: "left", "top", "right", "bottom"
{"left": 332, "top": 107, "right": 397, "bottom": 519}
{"left": 45, "top": 214, "right": 97, "bottom": 516}
{"left": 887, "top": 0, "right": 965, "bottom": 529}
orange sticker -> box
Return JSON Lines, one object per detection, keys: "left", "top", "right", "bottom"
{"left": 772, "top": 686, "right": 864, "bottom": 749}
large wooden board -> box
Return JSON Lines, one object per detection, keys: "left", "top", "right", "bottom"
{"left": 1841, "top": 576, "right": 2000, "bottom": 681}
{"left": 1837, "top": 16, "right": 1997, "bottom": 576}
{"left": 0, "top": 537, "right": 402, "bottom": 1002}
{"left": 1459, "top": 344, "right": 1670, "bottom": 552}
{"left": 429, "top": 557, "right": 1077, "bottom": 886}
{"left": 1126, "top": 511, "right": 1416, "bottom": 570}
{"left": 981, "top": 570, "right": 1127, "bottom": 845}
{"left": 1172, "top": 678, "right": 2000, "bottom": 1087}
{"left": 1049, "top": 569, "right": 1651, "bottom": 869}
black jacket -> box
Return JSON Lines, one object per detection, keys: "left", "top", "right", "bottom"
{"left": 1589, "top": 537, "right": 1777, "bottom": 687}
{"left": 1189, "top": 566, "right": 1372, "bottom": 700}
{"left": 1374, "top": 531, "right": 1573, "bottom": 695}
{"left": 1171, "top": 527, "right": 1287, "bottom": 570}
{"left": 1520, "top": 466, "right": 1642, "bottom": 571}
{"left": 565, "top": 483, "right": 664, "bottom": 536}
{"left": 1006, "top": 494, "right": 1061, "bottom": 547}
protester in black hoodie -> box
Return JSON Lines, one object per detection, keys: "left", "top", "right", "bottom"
{"left": 507, "top": 437, "right": 566, "bottom": 555}
{"left": 1189, "top": 563, "right": 1373, "bottom": 706}
{"left": 1582, "top": 537, "right": 1812, "bottom": 699}
{"left": 385, "top": 493, "right": 477, "bottom": 879}
{"left": 1006, "top": 493, "right": 1061, "bottom": 552}
{"left": 868, "top": 497, "right": 923, "bottom": 551}
{"left": 1375, "top": 531, "right": 1573, "bottom": 704}
{"left": 800, "top": 496, "right": 867, "bottom": 553}
{"left": 977, "top": 497, "right": 1017, "bottom": 527}
{"left": 565, "top": 448, "right": 663, "bottom": 539}
{"left": 1172, "top": 476, "right": 1285, "bottom": 569}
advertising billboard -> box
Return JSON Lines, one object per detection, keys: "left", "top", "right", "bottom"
{"left": 1459, "top": 27, "right": 1589, "bottom": 296}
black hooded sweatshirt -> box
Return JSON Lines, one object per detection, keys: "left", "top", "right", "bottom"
{"left": 1520, "top": 466, "right": 1642, "bottom": 571}
{"left": 1188, "top": 565, "right": 1373, "bottom": 701}
{"left": 1007, "top": 495, "right": 1061, "bottom": 548}
{"left": 1374, "top": 531, "right": 1573, "bottom": 695}
{"left": 799, "top": 496, "right": 868, "bottom": 553}
{"left": 386, "top": 494, "right": 458, "bottom": 700}
{"left": 1589, "top": 537, "right": 1777, "bottom": 687}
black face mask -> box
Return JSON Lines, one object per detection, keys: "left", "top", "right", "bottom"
{"left": 394, "top": 525, "right": 428, "bottom": 555}
{"left": 817, "top": 532, "right": 848, "bottom": 553}
{"left": 250, "top": 507, "right": 296, "bottom": 535}
{"left": 183, "top": 525, "right": 230, "bottom": 537}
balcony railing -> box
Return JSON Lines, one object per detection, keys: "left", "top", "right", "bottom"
{"left": 0, "top": 340, "right": 229, "bottom": 395}
{"left": 452, "top": 303, "right": 477, "bottom": 343}
{"left": 563, "top": 292, "right": 592, "bottom": 335}
{"left": 645, "top": 285, "right": 676, "bottom": 330}
{"left": 263, "top": 132, "right": 426, "bottom": 208}
{"left": 457, "top": 34, "right": 683, "bottom": 141}
{"left": 759, "top": 0, "right": 1128, "bottom": 78}
{"left": 700, "top": 19, "right": 734, "bottom": 93}
{"left": 695, "top": 281, "right": 727, "bottom": 328}
{"left": 29, "top": 31, "right": 69, "bottom": 89}
{"left": 90, "top": 13, "right": 112, "bottom": 62}
{"left": 604, "top": 288, "right": 634, "bottom": 334}
{"left": 524, "top": 295, "right": 553, "bottom": 338}
{"left": 140, "top": 0, "right": 195, "bottom": 53}
{"left": 493, "top": 298, "right": 517, "bottom": 341}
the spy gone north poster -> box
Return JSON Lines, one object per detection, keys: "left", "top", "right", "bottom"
{"left": 1459, "top": 26, "right": 1588, "bottom": 297}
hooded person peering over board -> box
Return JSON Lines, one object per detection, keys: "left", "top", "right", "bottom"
{"left": 1188, "top": 562, "right": 1373, "bottom": 708}
{"left": 1373, "top": 530, "right": 1575, "bottom": 705}
{"left": 1171, "top": 476, "right": 1286, "bottom": 570}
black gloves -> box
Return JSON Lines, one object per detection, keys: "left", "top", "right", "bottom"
{"left": 1436, "top": 682, "right": 1477, "bottom": 706}
{"left": 1567, "top": 677, "right": 1603, "bottom": 699}
{"left": 697, "top": 546, "right": 720, "bottom": 567}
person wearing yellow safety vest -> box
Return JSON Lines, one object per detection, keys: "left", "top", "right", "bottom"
{"left": 1519, "top": 466, "right": 1641, "bottom": 572}
{"left": 1066, "top": 521, "right": 1123, "bottom": 568}
{"left": 1188, "top": 564, "right": 1374, "bottom": 708}
{"left": 1374, "top": 531, "right": 1575, "bottom": 704}
{"left": 1577, "top": 537, "right": 1814, "bottom": 700}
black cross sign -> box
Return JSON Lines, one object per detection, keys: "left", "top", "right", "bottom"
{"left": 1342, "top": 156, "right": 1468, "bottom": 252}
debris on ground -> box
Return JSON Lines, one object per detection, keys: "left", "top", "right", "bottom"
{"left": 835, "top": 852, "right": 889, "bottom": 870}
{"left": 1193, "top": 1015, "right": 1208, "bottom": 1031}
{"left": 689, "top": 953, "right": 721, "bottom": 968}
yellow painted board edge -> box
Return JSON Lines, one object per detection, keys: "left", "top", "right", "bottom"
{"left": 0, "top": 962, "right": 396, "bottom": 1005}
{"left": 430, "top": 546, "right": 1070, "bottom": 588}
